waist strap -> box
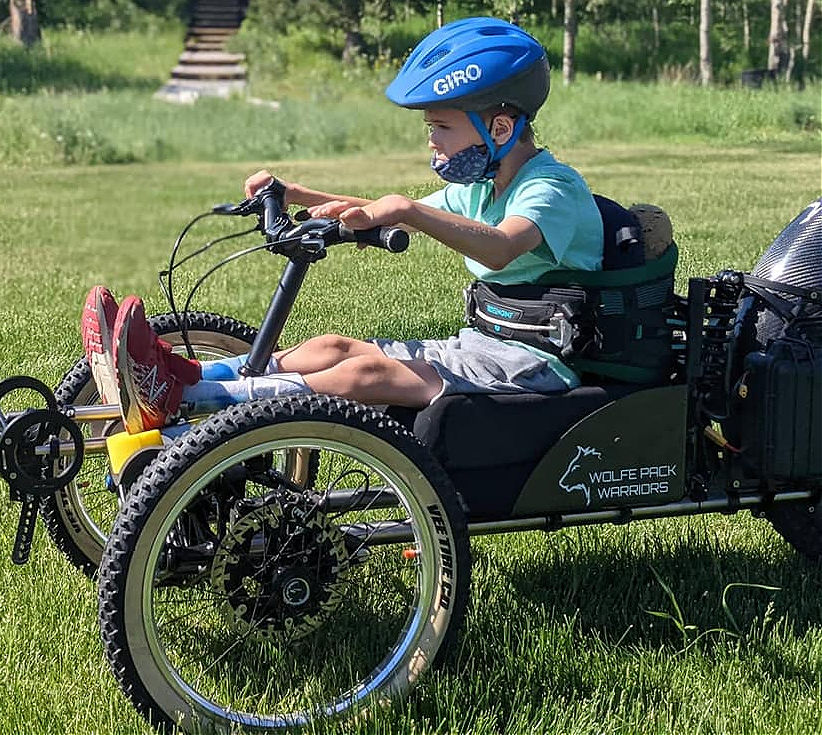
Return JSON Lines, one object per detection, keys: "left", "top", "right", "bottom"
{"left": 464, "top": 280, "right": 593, "bottom": 357}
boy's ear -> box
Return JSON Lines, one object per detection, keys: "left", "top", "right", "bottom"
{"left": 490, "top": 114, "right": 515, "bottom": 146}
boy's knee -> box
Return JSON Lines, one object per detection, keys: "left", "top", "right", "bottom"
{"left": 309, "top": 333, "right": 358, "bottom": 359}
{"left": 336, "top": 354, "right": 389, "bottom": 388}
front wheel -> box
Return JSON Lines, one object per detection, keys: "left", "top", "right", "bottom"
{"left": 41, "top": 311, "right": 259, "bottom": 577}
{"left": 98, "top": 396, "right": 470, "bottom": 733}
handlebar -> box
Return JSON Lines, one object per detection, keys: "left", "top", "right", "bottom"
{"left": 338, "top": 224, "right": 409, "bottom": 253}
{"left": 212, "top": 179, "right": 409, "bottom": 258}
{"left": 162, "top": 179, "right": 410, "bottom": 368}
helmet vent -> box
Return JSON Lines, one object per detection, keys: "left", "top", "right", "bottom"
{"left": 478, "top": 27, "right": 510, "bottom": 36}
{"left": 422, "top": 48, "right": 449, "bottom": 68}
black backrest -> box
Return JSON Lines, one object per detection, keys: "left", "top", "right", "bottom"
{"left": 594, "top": 194, "right": 645, "bottom": 270}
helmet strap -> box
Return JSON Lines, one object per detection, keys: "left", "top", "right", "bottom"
{"left": 467, "top": 111, "right": 528, "bottom": 179}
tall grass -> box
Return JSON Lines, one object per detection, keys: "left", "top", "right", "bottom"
{"left": 0, "top": 29, "right": 819, "bottom": 169}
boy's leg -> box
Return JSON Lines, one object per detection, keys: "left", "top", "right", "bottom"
{"left": 114, "top": 299, "right": 431, "bottom": 430}
{"left": 189, "top": 352, "right": 441, "bottom": 414}
{"left": 302, "top": 354, "right": 442, "bottom": 408}
{"left": 199, "top": 334, "right": 380, "bottom": 381}
{"left": 274, "top": 335, "right": 385, "bottom": 374}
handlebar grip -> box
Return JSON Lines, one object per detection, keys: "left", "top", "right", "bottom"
{"left": 339, "top": 225, "right": 409, "bottom": 253}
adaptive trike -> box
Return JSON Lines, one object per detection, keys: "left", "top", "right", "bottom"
{"left": 1, "top": 182, "right": 820, "bottom": 733}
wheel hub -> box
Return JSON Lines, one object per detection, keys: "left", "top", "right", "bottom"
{"left": 210, "top": 491, "right": 349, "bottom": 642}
{"left": 281, "top": 574, "right": 312, "bottom": 606}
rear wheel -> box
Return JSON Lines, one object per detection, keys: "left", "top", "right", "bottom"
{"left": 765, "top": 501, "right": 822, "bottom": 560}
{"left": 98, "top": 397, "right": 470, "bottom": 733}
{"left": 41, "top": 312, "right": 258, "bottom": 576}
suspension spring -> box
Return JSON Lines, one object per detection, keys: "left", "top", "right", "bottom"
{"left": 699, "top": 272, "right": 743, "bottom": 416}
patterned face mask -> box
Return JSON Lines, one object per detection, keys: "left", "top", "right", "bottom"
{"left": 429, "top": 112, "right": 527, "bottom": 185}
{"left": 430, "top": 145, "right": 497, "bottom": 184}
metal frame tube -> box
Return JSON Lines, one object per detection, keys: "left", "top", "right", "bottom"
{"left": 323, "top": 488, "right": 399, "bottom": 512}
{"left": 35, "top": 437, "right": 107, "bottom": 457}
{"left": 62, "top": 404, "right": 121, "bottom": 422}
{"left": 7, "top": 404, "right": 123, "bottom": 424}
{"left": 345, "top": 490, "right": 817, "bottom": 546}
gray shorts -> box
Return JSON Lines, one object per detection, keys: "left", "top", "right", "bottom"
{"left": 370, "top": 328, "right": 577, "bottom": 404}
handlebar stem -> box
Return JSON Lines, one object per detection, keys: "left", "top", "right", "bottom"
{"left": 239, "top": 259, "right": 310, "bottom": 377}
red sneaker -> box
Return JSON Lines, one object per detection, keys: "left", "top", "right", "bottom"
{"left": 113, "top": 296, "right": 201, "bottom": 433}
{"left": 81, "top": 286, "right": 119, "bottom": 404}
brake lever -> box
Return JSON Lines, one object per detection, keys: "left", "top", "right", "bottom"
{"left": 211, "top": 199, "right": 259, "bottom": 217}
{"left": 298, "top": 237, "right": 329, "bottom": 257}
{"left": 212, "top": 202, "right": 241, "bottom": 215}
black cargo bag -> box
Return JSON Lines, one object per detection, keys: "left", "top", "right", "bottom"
{"left": 735, "top": 338, "right": 822, "bottom": 479}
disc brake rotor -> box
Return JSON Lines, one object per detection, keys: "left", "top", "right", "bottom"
{"left": 210, "top": 492, "right": 350, "bottom": 643}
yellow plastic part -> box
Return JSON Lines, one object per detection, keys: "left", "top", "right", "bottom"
{"left": 106, "top": 429, "right": 163, "bottom": 475}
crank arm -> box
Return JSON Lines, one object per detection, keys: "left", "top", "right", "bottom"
{"left": 0, "top": 377, "right": 86, "bottom": 564}
{"left": 12, "top": 495, "right": 38, "bottom": 566}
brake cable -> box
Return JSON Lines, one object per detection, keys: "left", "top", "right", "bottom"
{"left": 159, "top": 222, "right": 260, "bottom": 359}
{"left": 160, "top": 189, "right": 311, "bottom": 359}
{"left": 180, "top": 240, "right": 294, "bottom": 327}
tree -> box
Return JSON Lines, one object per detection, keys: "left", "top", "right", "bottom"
{"left": 563, "top": 0, "right": 576, "bottom": 85}
{"left": 699, "top": 0, "right": 713, "bottom": 85}
{"left": 768, "top": 0, "right": 789, "bottom": 76}
{"left": 9, "top": 0, "right": 40, "bottom": 46}
{"left": 801, "top": 0, "right": 816, "bottom": 68}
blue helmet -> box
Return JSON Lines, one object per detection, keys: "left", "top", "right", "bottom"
{"left": 385, "top": 17, "right": 549, "bottom": 120}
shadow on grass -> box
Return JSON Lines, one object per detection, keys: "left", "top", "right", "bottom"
{"left": 466, "top": 533, "right": 822, "bottom": 686}
{"left": 0, "top": 49, "right": 163, "bottom": 94}
{"left": 418, "top": 536, "right": 822, "bottom": 725}
{"left": 487, "top": 537, "right": 819, "bottom": 634}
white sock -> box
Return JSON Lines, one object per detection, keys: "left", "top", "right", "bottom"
{"left": 180, "top": 372, "right": 310, "bottom": 414}
{"left": 199, "top": 353, "right": 280, "bottom": 381}
{"left": 240, "top": 373, "right": 310, "bottom": 401}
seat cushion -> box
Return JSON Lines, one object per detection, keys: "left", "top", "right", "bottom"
{"left": 390, "top": 384, "right": 642, "bottom": 471}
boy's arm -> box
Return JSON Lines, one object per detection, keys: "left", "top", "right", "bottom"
{"left": 335, "top": 195, "right": 542, "bottom": 271}
{"left": 287, "top": 182, "right": 373, "bottom": 209}
{"left": 244, "top": 170, "right": 372, "bottom": 209}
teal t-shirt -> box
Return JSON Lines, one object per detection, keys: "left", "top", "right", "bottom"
{"left": 418, "top": 149, "right": 603, "bottom": 285}
{"left": 418, "top": 149, "right": 603, "bottom": 388}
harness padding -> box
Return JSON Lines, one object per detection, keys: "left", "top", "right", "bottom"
{"left": 466, "top": 239, "right": 679, "bottom": 384}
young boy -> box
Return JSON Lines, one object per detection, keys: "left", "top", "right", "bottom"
{"left": 82, "top": 17, "right": 604, "bottom": 434}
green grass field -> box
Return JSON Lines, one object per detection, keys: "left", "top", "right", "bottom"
{"left": 0, "top": 141, "right": 820, "bottom": 734}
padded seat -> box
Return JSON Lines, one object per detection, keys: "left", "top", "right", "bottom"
{"left": 388, "top": 384, "right": 642, "bottom": 519}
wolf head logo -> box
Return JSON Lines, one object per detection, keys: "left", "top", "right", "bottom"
{"left": 558, "top": 446, "right": 602, "bottom": 506}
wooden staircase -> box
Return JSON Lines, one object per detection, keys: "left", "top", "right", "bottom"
{"left": 156, "top": 0, "right": 249, "bottom": 102}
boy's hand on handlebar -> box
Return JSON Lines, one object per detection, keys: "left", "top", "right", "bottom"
{"left": 245, "top": 169, "right": 291, "bottom": 202}
{"left": 307, "top": 200, "right": 353, "bottom": 219}
{"left": 335, "top": 195, "right": 413, "bottom": 230}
